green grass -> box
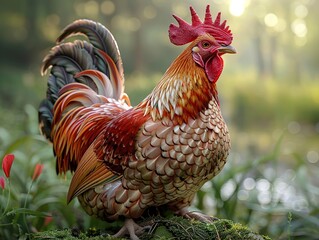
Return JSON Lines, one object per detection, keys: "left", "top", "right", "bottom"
{"left": 30, "top": 216, "right": 270, "bottom": 240}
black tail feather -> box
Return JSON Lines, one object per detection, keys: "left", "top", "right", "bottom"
{"left": 39, "top": 19, "right": 124, "bottom": 141}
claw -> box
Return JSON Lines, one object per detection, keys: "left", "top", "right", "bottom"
{"left": 113, "top": 219, "right": 144, "bottom": 240}
{"left": 176, "top": 208, "right": 217, "bottom": 223}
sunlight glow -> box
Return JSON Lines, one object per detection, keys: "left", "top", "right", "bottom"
{"left": 229, "top": 0, "right": 248, "bottom": 17}
{"left": 264, "top": 13, "right": 287, "bottom": 32}
{"left": 291, "top": 19, "right": 307, "bottom": 38}
{"left": 264, "top": 13, "right": 278, "bottom": 28}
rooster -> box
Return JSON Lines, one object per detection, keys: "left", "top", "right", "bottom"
{"left": 39, "top": 5, "right": 235, "bottom": 240}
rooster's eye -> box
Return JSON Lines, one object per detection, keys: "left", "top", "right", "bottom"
{"left": 201, "top": 41, "right": 211, "bottom": 49}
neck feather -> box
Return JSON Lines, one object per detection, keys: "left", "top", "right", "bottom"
{"left": 138, "top": 46, "right": 219, "bottom": 125}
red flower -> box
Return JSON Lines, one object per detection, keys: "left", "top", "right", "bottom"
{"left": 2, "top": 154, "right": 15, "bottom": 178}
{"left": 0, "top": 176, "right": 5, "bottom": 189}
{"left": 44, "top": 215, "right": 53, "bottom": 226}
{"left": 32, "top": 164, "right": 44, "bottom": 181}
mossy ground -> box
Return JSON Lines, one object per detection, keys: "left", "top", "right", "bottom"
{"left": 30, "top": 216, "right": 271, "bottom": 240}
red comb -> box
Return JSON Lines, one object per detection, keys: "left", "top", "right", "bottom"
{"left": 169, "top": 5, "right": 232, "bottom": 46}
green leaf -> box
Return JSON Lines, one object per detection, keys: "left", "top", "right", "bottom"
{"left": 6, "top": 208, "right": 49, "bottom": 218}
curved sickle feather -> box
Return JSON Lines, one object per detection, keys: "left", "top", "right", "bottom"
{"left": 56, "top": 19, "right": 124, "bottom": 81}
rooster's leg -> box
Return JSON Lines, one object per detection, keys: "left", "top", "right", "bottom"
{"left": 113, "top": 218, "right": 144, "bottom": 240}
{"left": 175, "top": 208, "right": 218, "bottom": 223}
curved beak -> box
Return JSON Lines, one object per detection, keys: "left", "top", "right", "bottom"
{"left": 218, "top": 45, "right": 236, "bottom": 54}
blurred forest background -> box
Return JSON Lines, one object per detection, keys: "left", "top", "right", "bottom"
{"left": 0, "top": 0, "right": 318, "bottom": 239}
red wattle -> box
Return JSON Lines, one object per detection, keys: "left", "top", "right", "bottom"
{"left": 205, "top": 54, "right": 224, "bottom": 83}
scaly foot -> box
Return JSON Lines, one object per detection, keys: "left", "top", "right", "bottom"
{"left": 113, "top": 218, "right": 144, "bottom": 240}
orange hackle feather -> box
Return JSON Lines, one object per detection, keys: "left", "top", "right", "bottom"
{"left": 138, "top": 34, "right": 218, "bottom": 125}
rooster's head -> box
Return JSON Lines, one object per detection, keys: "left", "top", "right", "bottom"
{"left": 169, "top": 5, "right": 236, "bottom": 83}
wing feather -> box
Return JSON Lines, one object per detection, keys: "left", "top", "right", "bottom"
{"left": 67, "top": 144, "right": 120, "bottom": 203}
{"left": 94, "top": 108, "right": 150, "bottom": 171}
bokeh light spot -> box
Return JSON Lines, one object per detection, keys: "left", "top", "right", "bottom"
{"left": 127, "top": 18, "right": 141, "bottom": 32}
{"left": 256, "top": 179, "right": 270, "bottom": 192}
{"left": 258, "top": 192, "right": 271, "bottom": 205}
{"left": 288, "top": 121, "right": 301, "bottom": 134}
{"left": 84, "top": 1, "right": 99, "bottom": 18}
{"left": 243, "top": 177, "right": 256, "bottom": 190}
{"left": 291, "top": 19, "right": 307, "bottom": 38}
{"left": 264, "top": 13, "right": 278, "bottom": 27}
{"left": 101, "top": 1, "right": 115, "bottom": 16}
{"left": 221, "top": 180, "right": 236, "bottom": 200}
{"left": 307, "top": 150, "right": 319, "bottom": 164}
{"left": 144, "top": 5, "right": 157, "bottom": 19}
{"left": 294, "top": 4, "right": 308, "bottom": 18}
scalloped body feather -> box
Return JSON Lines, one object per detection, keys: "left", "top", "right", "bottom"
{"left": 39, "top": 5, "right": 234, "bottom": 239}
{"left": 78, "top": 98, "right": 230, "bottom": 220}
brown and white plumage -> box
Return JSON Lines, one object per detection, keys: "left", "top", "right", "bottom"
{"left": 39, "top": 5, "right": 235, "bottom": 239}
